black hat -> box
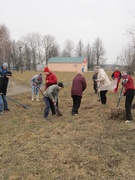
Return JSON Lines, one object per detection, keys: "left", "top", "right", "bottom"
{"left": 58, "top": 82, "right": 64, "bottom": 88}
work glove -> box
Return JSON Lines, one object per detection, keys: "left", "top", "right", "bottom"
{"left": 52, "top": 99, "right": 56, "bottom": 106}
{"left": 119, "top": 93, "right": 124, "bottom": 98}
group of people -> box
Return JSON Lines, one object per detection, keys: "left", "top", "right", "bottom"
{"left": 92, "top": 67, "right": 122, "bottom": 95}
{"left": 30, "top": 67, "right": 87, "bottom": 119}
{"left": 30, "top": 67, "right": 64, "bottom": 119}
{"left": 92, "top": 66, "right": 135, "bottom": 122}
{"left": 0, "top": 63, "right": 135, "bottom": 123}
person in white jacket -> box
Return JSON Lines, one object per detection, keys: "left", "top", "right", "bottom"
{"left": 94, "top": 66, "right": 110, "bottom": 104}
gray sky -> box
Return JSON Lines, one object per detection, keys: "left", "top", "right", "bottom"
{"left": 1, "top": 0, "right": 135, "bottom": 64}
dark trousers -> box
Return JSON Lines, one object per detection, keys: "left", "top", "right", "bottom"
{"left": 44, "top": 97, "right": 50, "bottom": 118}
{"left": 100, "top": 90, "right": 108, "bottom": 104}
{"left": 44, "top": 97, "right": 58, "bottom": 117}
{"left": 93, "top": 84, "right": 97, "bottom": 93}
{"left": 49, "top": 99, "right": 56, "bottom": 115}
{"left": 125, "top": 89, "right": 135, "bottom": 120}
{"left": 72, "top": 95, "right": 82, "bottom": 115}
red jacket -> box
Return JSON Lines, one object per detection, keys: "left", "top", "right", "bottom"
{"left": 122, "top": 75, "right": 135, "bottom": 95}
{"left": 45, "top": 72, "right": 57, "bottom": 89}
{"left": 111, "top": 71, "right": 121, "bottom": 82}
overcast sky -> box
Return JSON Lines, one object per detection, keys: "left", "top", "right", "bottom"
{"left": 1, "top": 0, "right": 135, "bottom": 64}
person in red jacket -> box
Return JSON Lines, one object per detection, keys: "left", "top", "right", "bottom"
{"left": 44, "top": 67, "right": 58, "bottom": 115}
{"left": 44, "top": 67, "right": 57, "bottom": 89}
{"left": 71, "top": 71, "right": 87, "bottom": 115}
{"left": 111, "top": 67, "right": 122, "bottom": 93}
{"left": 121, "top": 73, "right": 135, "bottom": 122}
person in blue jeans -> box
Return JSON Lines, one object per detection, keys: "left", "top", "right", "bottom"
{"left": 30, "top": 74, "right": 43, "bottom": 101}
{"left": 44, "top": 82, "right": 64, "bottom": 119}
{"left": 0, "top": 63, "right": 12, "bottom": 113}
{"left": 0, "top": 93, "right": 3, "bottom": 114}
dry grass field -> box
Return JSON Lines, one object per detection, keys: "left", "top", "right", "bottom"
{"left": 0, "top": 71, "right": 135, "bottom": 180}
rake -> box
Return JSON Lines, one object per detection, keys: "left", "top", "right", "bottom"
{"left": 6, "top": 95, "right": 29, "bottom": 109}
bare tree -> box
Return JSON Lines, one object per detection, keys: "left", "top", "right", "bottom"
{"left": 76, "top": 39, "right": 84, "bottom": 57}
{"left": 85, "top": 43, "right": 93, "bottom": 70}
{"left": 61, "top": 39, "right": 74, "bottom": 57}
{"left": 24, "top": 44, "right": 31, "bottom": 70}
{"left": 119, "top": 44, "right": 135, "bottom": 73}
{"left": 10, "top": 40, "right": 20, "bottom": 71}
{"left": 41, "top": 34, "right": 56, "bottom": 64}
{"left": 28, "top": 33, "right": 40, "bottom": 70}
{"left": 92, "top": 37, "right": 106, "bottom": 66}
{"left": 21, "top": 33, "right": 41, "bottom": 70}
{"left": 0, "top": 24, "right": 11, "bottom": 65}
{"left": 47, "top": 43, "right": 60, "bottom": 60}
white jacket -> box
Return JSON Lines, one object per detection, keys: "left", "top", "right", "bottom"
{"left": 97, "top": 69, "right": 110, "bottom": 91}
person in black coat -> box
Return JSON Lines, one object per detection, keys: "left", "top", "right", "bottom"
{"left": 71, "top": 71, "right": 87, "bottom": 115}
{"left": 92, "top": 72, "right": 98, "bottom": 94}
{"left": 0, "top": 63, "right": 12, "bottom": 114}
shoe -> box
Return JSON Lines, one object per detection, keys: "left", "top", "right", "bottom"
{"left": 4, "top": 108, "right": 10, "bottom": 111}
{"left": 36, "top": 95, "right": 40, "bottom": 101}
{"left": 72, "top": 113, "right": 78, "bottom": 116}
{"left": 31, "top": 99, "right": 34, "bottom": 101}
{"left": 52, "top": 113, "right": 56, "bottom": 116}
{"left": 125, "top": 120, "right": 131, "bottom": 123}
{"left": 52, "top": 114, "right": 57, "bottom": 117}
{"left": 44, "top": 117, "right": 48, "bottom": 120}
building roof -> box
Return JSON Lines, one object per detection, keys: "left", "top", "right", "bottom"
{"left": 49, "top": 57, "right": 86, "bottom": 63}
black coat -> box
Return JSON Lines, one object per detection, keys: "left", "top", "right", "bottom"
{"left": 0, "top": 76, "right": 9, "bottom": 95}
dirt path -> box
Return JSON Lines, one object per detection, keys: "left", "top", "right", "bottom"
{"left": 7, "top": 80, "right": 31, "bottom": 96}
{"left": 6, "top": 80, "right": 71, "bottom": 96}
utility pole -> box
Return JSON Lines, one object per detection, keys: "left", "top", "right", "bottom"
{"left": 19, "top": 46, "right": 23, "bottom": 74}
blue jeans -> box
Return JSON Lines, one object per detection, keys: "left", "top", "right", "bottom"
{"left": 1, "top": 94, "right": 9, "bottom": 110}
{"left": 0, "top": 95, "right": 3, "bottom": 112}
{"left": 44, "top": 97, "right": 51, "bottom": 118}
{"left": 32, "top": 85, "right": 39, "bottom": 95}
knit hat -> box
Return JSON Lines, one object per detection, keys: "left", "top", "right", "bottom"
{"left": 122, "top": 72, "right": 128, "bottom": 78}
{"left": 115, "top": 67, "right": 119, "bottom": 71}
{"left": 44, "top": 67, "right": 50, "bottom": 73}
{"left": 37, "top": 74, "right": 42, "bottom": 81}
{"left": 58, "top": 82, "right": 64, "bottom": 88}
{"left": 3, "top": 62, "right": 8, "bottom": 67}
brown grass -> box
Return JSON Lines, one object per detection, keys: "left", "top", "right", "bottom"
{"left": 0, "top": 71, "right": 135, "bottom": 180}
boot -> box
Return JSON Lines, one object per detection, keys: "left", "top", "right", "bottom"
{"left": 31, "top": 94, "right": 34, "bottom": 101}
{"left": 36, "top": 95, "right": 39, "bottom": 101}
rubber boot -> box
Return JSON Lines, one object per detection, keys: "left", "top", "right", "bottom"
{"left": 31, "top": 94, "right": 34, "bottom": 101}
{"left": 36, "top": 95, "right": 39, "bottom": 101}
